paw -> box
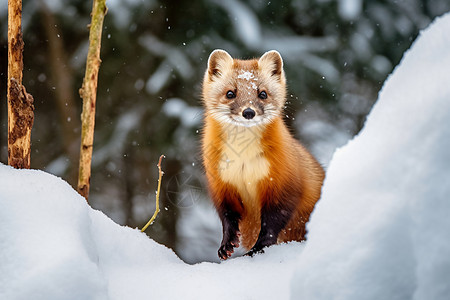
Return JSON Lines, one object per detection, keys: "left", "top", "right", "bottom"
{"left": 244, "top": 247, "right": 265, "bottom": 257}
{"left": 245, "top": 234, "right": 275, "bottom": 257}
{"left": 218, "top": 232, "right": 240, "bottom": 260}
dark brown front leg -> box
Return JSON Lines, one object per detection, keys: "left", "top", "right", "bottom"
{"left": 215, "top": 187, "right": 243, "bottom": 260}
{"left": 218, "top": 208, "right": 241, "bottom": 260}
{"left": 246, "top": 196, "right": 296, "bottom": 256}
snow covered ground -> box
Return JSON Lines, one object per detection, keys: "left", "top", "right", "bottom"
{"left": 1, "top": 12, "right": 450, "bottom": 300}
{"left": 0, "top": 164, "right": 300, "bottom": 299}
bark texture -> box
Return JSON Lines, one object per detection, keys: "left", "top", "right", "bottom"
{"left": 8, "top": 0, "right": 34, "bottom": 169}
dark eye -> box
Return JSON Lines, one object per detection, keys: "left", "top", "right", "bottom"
{"left": 226, "top": 90, "right": 236, "bottom": 99}
{"left": 258, "top": 91, "right": 267, "bottom": 100}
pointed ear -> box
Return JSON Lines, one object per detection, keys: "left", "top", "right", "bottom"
{"left": 258, "top": 50, "right": 284, "bottom": 77}
{"left": 207, "top": 49, "right": 233, "bottom": 78}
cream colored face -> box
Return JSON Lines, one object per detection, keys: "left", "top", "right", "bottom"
{"left": 203, "top": 50, "right": 287, "bottom": 127}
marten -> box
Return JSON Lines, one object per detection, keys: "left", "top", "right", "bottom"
{"left": 201, "top": 49, "right": 325, "bottom": 260}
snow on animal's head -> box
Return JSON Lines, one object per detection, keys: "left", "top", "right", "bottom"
{"left": 203, "top": 49, "right": 287, "bottom": 127}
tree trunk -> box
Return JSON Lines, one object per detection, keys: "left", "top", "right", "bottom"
{"left": 40, "top": 1, "right": 81, "bottom": 188}
{"left": 77, "top": 0, "right": 108, "bottom": 201}
{"left": 7, "top": 0, "right": 34, "bottom": 169}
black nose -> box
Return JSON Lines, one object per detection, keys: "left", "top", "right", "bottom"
{"left": 242, "top": 108, "right": 256, "bottom": 120}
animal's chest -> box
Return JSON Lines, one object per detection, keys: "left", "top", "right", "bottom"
{"left": 218, "top": 126, "right": 270, "bottom": 202}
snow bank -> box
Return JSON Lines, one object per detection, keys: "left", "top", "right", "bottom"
{"left": 291, "top": 13, "right": 450, "bottom": 300}
{"left": 0, "top": 164, "right": 301, "bottom": 300}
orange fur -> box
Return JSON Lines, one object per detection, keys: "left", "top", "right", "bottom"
{"left": 202, "top": 50, "right": 325, "bottom": 258}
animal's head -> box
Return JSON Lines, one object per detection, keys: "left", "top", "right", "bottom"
{"left": 202, "top": 49, "right": 287, "bottom": 127}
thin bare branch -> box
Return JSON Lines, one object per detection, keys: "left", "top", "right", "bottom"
{"left": 141, "top": 155, "right": 166, "bottom": 232}
{"left": 77, "top": 0, "right": 108, "bottom": 201}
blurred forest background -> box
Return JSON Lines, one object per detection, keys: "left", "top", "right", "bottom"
{"left": 1, "top": 0, "right": 449, "bottom": 263}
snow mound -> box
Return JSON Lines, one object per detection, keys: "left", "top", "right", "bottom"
{"left": 291, "top": 13, "right": 450, "bottom": 300}
{"left": 0, "top": 165, "right": 301, "bottom": 300}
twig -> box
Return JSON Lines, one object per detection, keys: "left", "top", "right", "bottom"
{"left": 141, "top": 155, "right": 165, "bottom": 232}
{"left": 77, "top": 0, "right": 108, "bottom": 201}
